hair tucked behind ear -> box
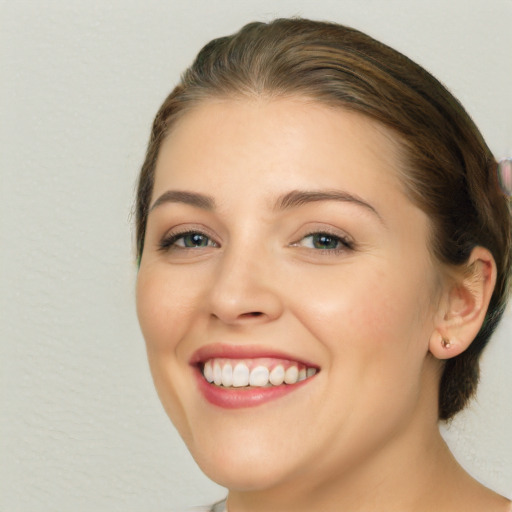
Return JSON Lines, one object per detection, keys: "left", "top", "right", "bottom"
{"left": 135, "top": 18, "right": 512, "bottom": 420}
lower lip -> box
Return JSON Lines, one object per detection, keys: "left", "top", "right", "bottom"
{"left": 194, "top": 368, "right": 315, "bottom": 409}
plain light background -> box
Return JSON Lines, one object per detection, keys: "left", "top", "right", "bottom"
{"left": 1, "top": 1, "right": 511, "bottom": 510}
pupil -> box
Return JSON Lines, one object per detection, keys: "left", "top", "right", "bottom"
{"left": 185, "top": 234, "right": 208, "bottom": 247}
{"left": 314, "top": 234, "right": 337, "bottom": 249}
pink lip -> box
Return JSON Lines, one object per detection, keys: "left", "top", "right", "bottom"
{"left": 189, "top": 343, "right": 318, "bottom": 368}
{"left": 190, "top": 343, "right": 319, "bottom": 409}
{"left": 193, "top": 368, "right": 315, "bottom": 409}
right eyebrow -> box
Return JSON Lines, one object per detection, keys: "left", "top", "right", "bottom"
{"left": 274, "top": 189, "right": 383, "bottom": 223}
{"left": 149, "top": 190, "right": 216, "bottom": 213}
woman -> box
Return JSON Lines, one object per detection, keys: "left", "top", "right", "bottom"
{"left": 135, "top": 18, "right": 511, "bottom": 511}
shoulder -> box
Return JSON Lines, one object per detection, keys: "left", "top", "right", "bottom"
{"left": 209, "top": 499, "right": 227, "bottom": 512}
{"left": 186, "top": 499, "right": 227, "bottom": 512}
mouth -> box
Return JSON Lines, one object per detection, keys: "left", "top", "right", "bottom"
{"left": 190, "top": 345, "right": 320, "bottom": 409}
{"left": 201, "top": 357, "right": 317, "bottom": 388}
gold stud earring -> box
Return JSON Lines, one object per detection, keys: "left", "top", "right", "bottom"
{"left": 441, "top": 336, "right": 451, "bottom": 349}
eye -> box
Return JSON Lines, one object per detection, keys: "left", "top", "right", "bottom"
{"left": 295, "top": 232, "right": 354, "bottom": 252}
{"left": 159, "top": 230, "right": 218, "bottom": 251}
{"left": 177, "top": 233, "right": 212, "bottom": 248}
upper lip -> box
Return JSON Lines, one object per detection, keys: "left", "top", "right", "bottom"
{"left": 189, "top": 343, "right": 320, "bottom": 369}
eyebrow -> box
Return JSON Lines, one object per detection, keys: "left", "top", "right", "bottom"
{"left": 149, "top": 188, "right": 382, "bottom": 222}
{"left": 275, "top": 189, "right": 382, "bottom": 221}
{"left": 149, "top": 190, "right": 215, "bottom": 212}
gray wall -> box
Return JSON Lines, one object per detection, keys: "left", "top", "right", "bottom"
{"left": 1, "top": 0, "right": 511, "bottom": 510}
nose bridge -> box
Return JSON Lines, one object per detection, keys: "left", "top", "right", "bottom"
{"left": 208, "top": 234, "right": 283, "bottom": 324}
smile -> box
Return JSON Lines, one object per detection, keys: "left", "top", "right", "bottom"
{"left": 191, "top": 346, "right": 320, "bottom": 409}
{"left": 202, "top": 357, "right": 318, "bottom": 388}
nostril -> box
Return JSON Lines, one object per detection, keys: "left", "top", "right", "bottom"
{"left": 241, "top": 312, "right": 264, "bottom": 318}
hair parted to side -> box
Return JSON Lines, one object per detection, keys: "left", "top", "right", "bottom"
{"left": 135, "top": 18, "right": 511, "bottom": 420}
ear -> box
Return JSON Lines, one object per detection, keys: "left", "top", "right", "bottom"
{"left": 429, "top": 247, "right": 497, "bottom": 360}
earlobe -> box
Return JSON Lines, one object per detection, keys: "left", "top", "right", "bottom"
{"left": 429, "top": 247, "right": 497, "bottom": 360}
{"left": 429, "top": 330, "right": 462, "bottom": 360}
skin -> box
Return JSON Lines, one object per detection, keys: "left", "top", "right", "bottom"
{"left": 136, "top": 97, "right": 509, "bottom": 512}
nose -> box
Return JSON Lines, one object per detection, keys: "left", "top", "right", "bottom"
{"left": 207, "top": 244, "right": 284, "bottom": 326}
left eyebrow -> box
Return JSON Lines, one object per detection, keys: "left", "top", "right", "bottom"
{"left": 149, "top": 190, "right": 216, "bottom": 213}
{"left": 274, "top": 189, "right": 382, "bottom": 222}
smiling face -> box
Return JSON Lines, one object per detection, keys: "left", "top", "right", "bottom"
{"left": 136, "top": 97, "right": 445, "bottom": 494}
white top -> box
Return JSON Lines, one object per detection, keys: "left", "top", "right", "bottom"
{"left": 188, "top": 499, "right": 227, "bottom": 512}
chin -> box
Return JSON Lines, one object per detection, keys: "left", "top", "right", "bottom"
{"left": 196, "top": 453, "right": 291, "bottom": 492}
{"left": 185, "top": 426, "right": 304, "bottom": 492}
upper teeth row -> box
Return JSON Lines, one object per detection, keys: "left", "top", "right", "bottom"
{"left": 203, "top": 359, "right": 317, "bottom": 387}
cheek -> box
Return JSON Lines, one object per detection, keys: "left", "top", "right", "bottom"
{"left": 291, "top": 261, "right": 435, "bottom": 371}
{"left": 136, "top": 265, "right": 202, "bottom": 352}
{"left": 299, "top": 272, "right": 396, "bottom": 336}
{"left": 280, "top": 264, "right": 437, "bottom": 463}
{"left": 136, "top": 266, "right": 201, "bottom": 437}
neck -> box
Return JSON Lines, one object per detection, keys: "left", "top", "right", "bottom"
{"left": 224, "top": 357, "right": 510, "bottom": 512}
{"left": 226, "top": 420, "right": 454, "bottom": 512}
{"left": 226, "top": 417, "right": 510, "bottom": 512}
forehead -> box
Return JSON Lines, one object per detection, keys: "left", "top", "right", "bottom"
{"left": 153, "top": 97, "right": 406, "bottom": 204}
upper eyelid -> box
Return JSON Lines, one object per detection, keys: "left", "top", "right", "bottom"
{"left": 162, "top": 224, "right": 219, "bottom": 240}
{"left": 301, "top": 229, "right": 352, "bottom": 240}
{"left": 159, "top": 226, "right": 221, "bottom": 249}
{"left": 157, "top": 222, "right": 355, "bottom": 248}
{"left": 174, "top": 231, "right": 215, "bottom": 243}
{"left": 294, "top": 233, "right": 354, "bottom": 250}
{"left": 293, "top": 225, "right": 354, "bottom": 244}
{"left": 302, "top": 232, "right": 351, "bottom": 242}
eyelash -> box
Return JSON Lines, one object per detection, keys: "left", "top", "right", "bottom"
{"left": 158, "top": 230, "right": 218, "bottom": 251}
{"left": 293, "top": 231, "right": 354, "bottom": 254}
{"left": 158, "top": 229, "right": 354, "bottom": 254}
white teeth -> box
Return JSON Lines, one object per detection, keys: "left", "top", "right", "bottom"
{"left": 232, "top": 363, "right": 250, "bottom": 387}
{"left": 221, "top": 363, "right": 233, "bottom": 387}
{"left": 284, "top": 366, "right": 299, "bottom": 384}
{"left": 213, "top": 361, "right": 222, "bottom": 386}
{"left": 269, "top": 365, "right": 285, "bottom": 385}
{"left": 204, "top": 360, "right": 214, "bottom": 383}
{"left": 202, "top": 359, "right": 318, "bottom": 387}
{"left": 249, "top": 366, "right": 270, "bottom": 387}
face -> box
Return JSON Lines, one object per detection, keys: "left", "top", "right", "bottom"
{"left": 136, "top": 97, "right": 443, "bottom": 493}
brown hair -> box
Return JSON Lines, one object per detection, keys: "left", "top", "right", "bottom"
{"left": 135, "top": 18, "right": 511, "bottom": 420}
